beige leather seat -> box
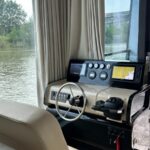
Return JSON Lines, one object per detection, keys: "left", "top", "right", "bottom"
{"left": 0, "top": 100, "right": 77, "bottom": 150}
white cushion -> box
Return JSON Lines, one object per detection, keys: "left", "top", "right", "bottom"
{"left": 0, "top": 100, "right": 69, "bottom": 150}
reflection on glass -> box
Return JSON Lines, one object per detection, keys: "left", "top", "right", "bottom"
{"left": 105, "top": 0, "right": 131, "bottom": 61}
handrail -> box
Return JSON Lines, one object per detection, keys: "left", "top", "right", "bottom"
{"left": 131, "top": 85, "right": 150, "bottom": 123}
{"left": 105, "top": 49, "right": 130, "bottom": 57}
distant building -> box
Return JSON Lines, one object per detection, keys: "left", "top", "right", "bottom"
{"left": 105, "top": 11, "right": 130, "bottom": 43}
{"left": 105, "top": 11, "right": 130, "bottom": 25}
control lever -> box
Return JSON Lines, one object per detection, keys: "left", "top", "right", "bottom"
{"left": 92, "top": 100, "right": 105, "bottom": 111}
{"left": 92, "top": 97, "right": 124, "bottom": 120}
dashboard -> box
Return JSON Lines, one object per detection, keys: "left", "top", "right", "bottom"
{"left": 45, "top": 59, "right": 149, "bottom": 150}
{"left": 45, "top": 60, "right": 146, "bottom": 123}
{"left": 47, "top": 80, "right": 137, "bottom": 123}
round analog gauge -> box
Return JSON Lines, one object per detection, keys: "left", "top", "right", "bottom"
{"left": 88, "top": 63, "right": 93, "bottom": 68}
{"left": 99, "top": 72, "right": 108, "bottom": 80}
{"left": 94, "top": 63, "right": 99, "bottom": 69}
{"left": 106, "top": 64, "right": 111, "bottom": 69}
{"left": 89, "top": 71, "right": 96, "bottom": 79}
{"left": 100, "top": 64, "right": 105, "bottom": 69}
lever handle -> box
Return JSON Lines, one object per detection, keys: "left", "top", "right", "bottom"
{"left": 92, "top": 100, "right": 105, "bottom": 111}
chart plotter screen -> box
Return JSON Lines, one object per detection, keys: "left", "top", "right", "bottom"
{"left": 112, "top": 66, "right": 135, "bottom": 80}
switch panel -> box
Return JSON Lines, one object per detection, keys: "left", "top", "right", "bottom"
{"left": 51, "top": 91, "right": 70, "bottom": 103}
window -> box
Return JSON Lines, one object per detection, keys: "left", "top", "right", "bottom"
{"left": 0, "top": 0, "right": 37, "bottom": 106}
{"left": 105, "top": 0, "right": 131, "bottom": 60}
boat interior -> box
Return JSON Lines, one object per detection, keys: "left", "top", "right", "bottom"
{"left": 0, "top": 0, "right": 150, "bottom": 150}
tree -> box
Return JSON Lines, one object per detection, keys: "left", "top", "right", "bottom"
{"left": 8, "top": 18, "right": 34, "bottom": 49}
{"left": 0, "top": 0, "right": 27, "bottom": 35}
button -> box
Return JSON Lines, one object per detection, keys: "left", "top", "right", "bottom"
{"left": 106, "top": 64, "right": 111, "bottom": 69}
{"left": 88, "top": 63, "right": 94, "bottom": 68}
{"left": 89, "top": 71, "right": 96, "bottom": 79}
{"left": 100, "top": 64, "right": 105, "bottom": 69}
{"left": 99, "top": 72, "right": 108, "bottom": 80}
{"left": 94, "top": 63, "right": 99, "bottom": 69}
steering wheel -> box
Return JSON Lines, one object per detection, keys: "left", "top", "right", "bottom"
{"left": 55, "top": 82, "right": 87, "bottom": 121}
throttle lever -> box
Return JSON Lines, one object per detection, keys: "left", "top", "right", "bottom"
{"left": 92, "top": 100, "right": 105, "bottom": 111}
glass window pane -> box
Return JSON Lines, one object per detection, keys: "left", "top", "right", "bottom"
{"left": 105, "top": 0, "right": 131, "bottom": 61}
{"left": 0, "top": 0, "right": 37, "bottom": 106}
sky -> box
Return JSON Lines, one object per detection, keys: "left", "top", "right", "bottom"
{"left": 14, "top": 0, "right": 33, "bottom": 19}
{"left": 13, "top": 0, "right": 131, "bottom": 18}
{"left": 105, "top": 0, "right": 131, "bottom": 13}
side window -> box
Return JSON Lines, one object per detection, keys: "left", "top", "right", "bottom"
{"left": 105, "top": 0, "right": 131, "bottom": 60}
{"left": 0, "top": 0, "right": 37, "bottom": 106}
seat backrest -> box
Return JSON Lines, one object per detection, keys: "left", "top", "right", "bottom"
{"left": 0, "top": 100, "right": 68, "bottom": 150}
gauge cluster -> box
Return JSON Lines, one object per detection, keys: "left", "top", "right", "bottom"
{"left": 67, "top": 59, "right": 145, "bottom": 89}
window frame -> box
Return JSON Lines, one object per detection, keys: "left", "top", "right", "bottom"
{"left": 104, "top": 0, "right": 147, "bottom": 62}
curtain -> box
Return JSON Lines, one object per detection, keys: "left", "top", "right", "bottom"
{"left": 79, "top": 0, "right": 104, "bottom": 59}
{"left": 33, "top": 0, "right": 104, "bottom": 107}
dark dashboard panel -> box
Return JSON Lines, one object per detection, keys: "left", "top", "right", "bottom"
{"left": 67, "top": 59, "right": 145, "bottom": 90}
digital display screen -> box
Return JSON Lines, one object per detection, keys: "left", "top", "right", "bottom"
{"left": 112, "top": 66, "right": 135, "bottom": 80}
{"left": 70, "top": 64, "right": 82, "bottom": 75}
{"left": 70, "top": 63, "right": 86, "bottom": 76}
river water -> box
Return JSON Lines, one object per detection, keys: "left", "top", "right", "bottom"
{"left": 0, "top": 50, "right": 38, "bottom": 106}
